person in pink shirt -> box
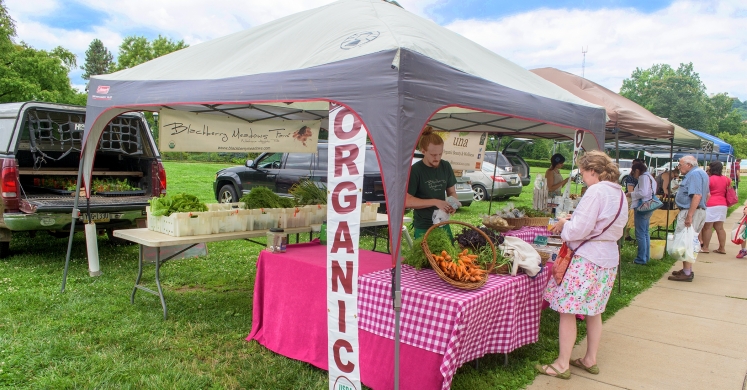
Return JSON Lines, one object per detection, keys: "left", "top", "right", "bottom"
{"left": 535, "top": 151, "right": 628, "bottom": 380}
{"left": 701, "top": 161, "right": 730, "bottom": 254}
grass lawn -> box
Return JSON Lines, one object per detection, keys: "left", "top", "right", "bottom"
{"left": 1, "top": 162, "right": 742, "bottom": 389}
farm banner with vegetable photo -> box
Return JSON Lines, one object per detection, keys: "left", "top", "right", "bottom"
{"left": 437, "top": 131, "right": 488, "bottom": 171}
{"left": 326, "top": 103, "right": 365, "bottom": 390}
{"left": 158, "top": 108, "right": 320, "bottom": 153}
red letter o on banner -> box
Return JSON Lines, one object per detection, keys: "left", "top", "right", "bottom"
{"left": 334, "top": 107, "right": 361, "bottom": 140}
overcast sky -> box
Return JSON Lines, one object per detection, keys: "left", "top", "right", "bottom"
{"left": 6, "top": 0, "right": 747, "bottom": 100}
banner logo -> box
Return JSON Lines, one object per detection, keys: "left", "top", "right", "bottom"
{"left": 96, "top": 86, "right": 110, "bottom": 94}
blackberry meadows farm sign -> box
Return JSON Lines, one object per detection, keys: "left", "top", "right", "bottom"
{"left": 159, "top": 108, "right": 320, "bottom": 153}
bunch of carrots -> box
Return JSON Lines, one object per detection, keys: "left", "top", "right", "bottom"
{"left": 433, "top": 249, "right": 488, "bottom": 282}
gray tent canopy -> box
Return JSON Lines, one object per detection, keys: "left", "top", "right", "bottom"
{"left": 78, "top": 0, "right": 606, "bottom": 260}
{"left": 70, "top": 0, "right": 608, "bottom": 385}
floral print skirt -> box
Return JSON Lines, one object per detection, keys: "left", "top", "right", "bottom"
{"left": 544, "top": 255, "right": 617, "bottom": 316}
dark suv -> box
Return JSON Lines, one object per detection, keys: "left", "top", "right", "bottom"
{"left": 213, "top": 142, "right": 386, "bottom": 209}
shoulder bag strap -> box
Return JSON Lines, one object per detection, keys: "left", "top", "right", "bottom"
{"left": 571, "top": 192, "right": 625, "bottom": 253}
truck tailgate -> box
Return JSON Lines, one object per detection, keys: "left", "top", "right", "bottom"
{"left": 21, "top": 195, "right": 151, "bottom": 213}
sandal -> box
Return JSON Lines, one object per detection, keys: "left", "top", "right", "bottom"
{"left": 534, "top": 363, "right": 571, "bottom": 379}
{"left": 570, "top": 358, "right": 599, "bottom": 375}
{"left": 714, "top": 249, "right": 726, "bottom": 254}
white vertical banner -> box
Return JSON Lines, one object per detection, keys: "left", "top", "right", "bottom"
{"left": 327, "top": 103, "right": 364, "bottom": 390}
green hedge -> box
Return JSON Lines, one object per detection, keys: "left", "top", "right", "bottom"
{"left": 525, "top": 158, "right": 552, "bottom": 169}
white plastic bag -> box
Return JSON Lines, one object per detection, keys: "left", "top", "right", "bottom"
{"left": 432, "top": 196, "right": 460, "bottom": 224}
{"left": 668, "top": 227, "right": 696, "bottom": 262}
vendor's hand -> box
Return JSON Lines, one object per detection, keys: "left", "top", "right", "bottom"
{"left": 551, "top": 218, "right": 567, "bottom": 234}
{"left": 685, "top": 214, "right": 693, "bottom": 227}
{"left": 436, "top": 200, "right": 455, "bottom": 214}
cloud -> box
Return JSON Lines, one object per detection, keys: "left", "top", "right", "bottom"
{"left": 446, "top": 0, "right": 747, "bottom": 99}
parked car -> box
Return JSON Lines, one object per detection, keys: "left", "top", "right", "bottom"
{"left": 654, "top": 161, "right": 679, "bottom": 177}
{"left": 464, "top": 161, "right": 523, "bottom": 201}
{"left": 412, "top": 153, "right": 473, "bottom": 207}
{"left": 0, "top": 102, "right": 165, "bottom": 256}
{"left": 214, "top": 142, "right": 386, "bottom": 209}
{"left": 571, "top": 158, "right": 633, "bottom": 184}
{"left": 483, "top": 138, "right": 531, "bottom": 186}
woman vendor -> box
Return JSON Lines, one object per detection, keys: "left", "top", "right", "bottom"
{"left": 406, "top": 126, "right": 461, "bottom": 239}
{"left": 545, "top": 153, "right": 569, "bottom": 198}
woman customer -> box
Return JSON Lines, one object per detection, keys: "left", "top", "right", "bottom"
{"left": 656, "top": 167, "right": 680, "bottom": 196}
{"left": 545, "top": 153, "right": 569, "bottom": 198}
{"left": 406, "top": 126, "right": 460, "bottom": 239}
{"left": 701, "top": 161, "right": 729, "bottom": 254}
{"left": 630, "top": 162, "right": 658, "bottom": 265}
{"left": 536, "top": 150, "right": 628, "bottom": 380}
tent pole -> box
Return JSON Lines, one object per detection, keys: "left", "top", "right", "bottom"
{"left": 488, "top": 135, "right": 501, "bottom": 215}
{"left": 664, "top": 138, "right": 674, "bottom": 253}
{"left": 392, "top": 250, "right": 402, "bottom": 390}
{"left": 62, "top": 160, "right": 84, "bottom": 292}
{"left": 615, "top": 129, "right": 622, "bottom": 294}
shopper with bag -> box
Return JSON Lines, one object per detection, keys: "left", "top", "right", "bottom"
{"left": 701, "top": 161, "right": 731, "bottom": 254}
{"left": 535, "top": 151, "right": 628, "bottom": 380}
{"left": 669, "top": 156, "right": 709, "bottom": 281}
{"left": 630, "top": 162, "right": 659, "bottom": 264}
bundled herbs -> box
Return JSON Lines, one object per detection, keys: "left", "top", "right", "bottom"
{"left": 149, "top": 193, "right": 207, "bottom": 216}
{"left": 289, "top": 179, "right": 327, "bottom": 205}
{"left": 455, "top": 227, "right": 504, "bottom": 252}
{"left": 240, "top": 186, "right": 294, "bottom": 209}
{"left": 91, "top": 178, "right": 140, "bottom": 193}
{"left": 402, "top": 227, "right": 458, "bottom": 270}
{"left": 515, "top": 206, "right": 551, "bottom": 218}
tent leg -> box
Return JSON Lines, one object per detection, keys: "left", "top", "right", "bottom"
{"left": 664, "top": 139, "right": 674, "bottom": 253}
{"left": 488, "top": 135, "right": 501, "bottom": 215}
{"left": 61, "top": 164, "right": 84, "bottom": 292}
{"left": 392, "top": 252, "right": 403, "bottom": 390}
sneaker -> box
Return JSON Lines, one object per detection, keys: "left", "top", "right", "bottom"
{"left": 671, "top": 269, "right": 694, "bottom": 278}
{"left": 737, "top": 249, "right": 747, "bottom": 259}
{"left": 668, "top": 272, "right": 694, "bottom": 282}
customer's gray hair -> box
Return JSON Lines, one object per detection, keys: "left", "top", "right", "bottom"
{"left": 681, "top": 155, "right": 698, "bottom": 167}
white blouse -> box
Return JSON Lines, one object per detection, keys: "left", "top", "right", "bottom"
{"left": 560, "top": 181, "right": 629, "bottom": 268}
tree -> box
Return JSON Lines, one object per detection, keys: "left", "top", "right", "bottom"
{"left": 81, "top": 38, "right": 113, "bottom": 80}
{"left": 620, "top": 62, "right": 709, "bottom": 130}
{"left": 115, "top": 35, "right": 188, "bottom": 71}
{"left": 0, "top": 0, "right": 85, "bottom": 105}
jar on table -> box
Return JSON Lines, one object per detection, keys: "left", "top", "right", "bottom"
{"left": 267, "top": 228, "right": 287, "bottom": 253}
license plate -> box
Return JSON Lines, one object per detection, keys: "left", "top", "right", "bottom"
{"left": 81, "top": 213, "right": 110, "bottom": 223}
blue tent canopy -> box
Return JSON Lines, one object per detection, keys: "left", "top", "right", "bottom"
{"left": 689, "top": 129, "right": 734, "bottom": 156}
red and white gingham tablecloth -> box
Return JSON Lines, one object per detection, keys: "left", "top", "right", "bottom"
{"left": 503, "top": 226, "right": 553, "bottom": 243}
{"left": 358, "top": 265, "right": 550, "bottom": 389}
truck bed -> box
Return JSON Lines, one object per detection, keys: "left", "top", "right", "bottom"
{"left": 21, "top": 194, "right": 151, "bottom": 213}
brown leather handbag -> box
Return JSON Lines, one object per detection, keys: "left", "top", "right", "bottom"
{"left": 552, "top": 193, "right": 624, "bottom": 285}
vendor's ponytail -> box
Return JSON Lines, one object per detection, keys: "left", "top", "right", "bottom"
{"left": 418, "top": 126, "right": 444, "bottom": 152}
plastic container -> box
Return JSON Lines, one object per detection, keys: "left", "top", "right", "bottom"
{"left": 266, "top": 228, "right": 287, "bottom": 253}
{"left": 319, "top": 221, "right": 327, "bottom": 245}
{"left": 650, "top": 240, "right": 666, "bottom": 260}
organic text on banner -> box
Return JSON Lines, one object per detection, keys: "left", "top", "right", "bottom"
{"left": 326, "top": 103, "right": 365, "bottom": 390}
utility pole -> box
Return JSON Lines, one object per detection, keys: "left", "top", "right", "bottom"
{"left": 581, "top": 46, "right": 588, "bottom": 78}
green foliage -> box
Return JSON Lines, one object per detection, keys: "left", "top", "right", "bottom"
{"left": 81, "top": 38, "right": 113, "bottom": 80}
{"left": 115, "top": 35, "right": 188, "bottom": 71}
{"left": 148, "top": 193, "right": 208, "bottom": 216}
{"left": 733, "top": 98, "right": 747, "bottom": 120}
{"left": 240, "top": 186, "right": 293, "bottom": 209}
{"left": 0, "top": 1, "right": 85, "bottom": 105}
{"left": 289, "top": 179, "right": 327, "bottom": 205}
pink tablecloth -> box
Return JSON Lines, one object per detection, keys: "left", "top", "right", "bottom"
{"left": 359, "top": 265, "right": 550, "bottom": 389}
{"left": 503, "top": 226, "right": 553, "bottom": 243}
{"left": 247, "top": 241, "right": 550, "bottom": 390}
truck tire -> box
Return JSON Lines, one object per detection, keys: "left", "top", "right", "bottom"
{"left": 219, "top": 184, "right": 238, "bottom": 203}
{"left": 0, "top": 242, "right": 9, "bottom": 258}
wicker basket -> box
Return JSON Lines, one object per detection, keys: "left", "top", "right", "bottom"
{"left": 422, "top": 221, "right": 496, "bottom": 290}
{"left": 503, "top": 217, "right": 550, "bottom": 229}
{"left": 483, "top": 222, "right": 515, "bottom": 233}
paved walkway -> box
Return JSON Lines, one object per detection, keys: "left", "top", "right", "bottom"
{"left": 527, "top": 209, "right": 747, "bottom": 390}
